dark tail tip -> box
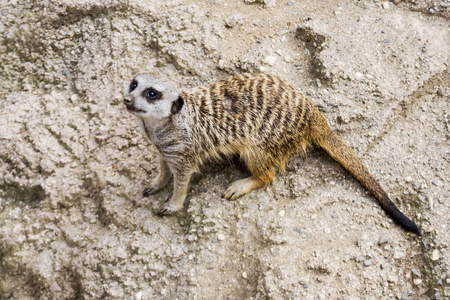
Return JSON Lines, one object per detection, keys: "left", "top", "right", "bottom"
{"left": 403, "top": 219, "right": 421, "bottom": 236}
{"left": 388, "top": 204, "right": 421, "bottom": 235}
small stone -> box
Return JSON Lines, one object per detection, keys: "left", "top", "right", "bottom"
{"left": 225, "top": 15, "right": 242, "bottom": 28}
{"left": 135, "top": 291, "right": 143, "bottom": 300}
{"left": 378, "top": 235, "right": 390, "bottom": 245}
{"left": 364, "top": 260, "right": 372, "bottom": 267}
{"left": 293, "top": 227, "right": 302, "bottom": 233}
{"left": 264, "top": 55, "right": 277, "bottom": 66}
{"left": 70, "top": 94, "right": 78, "bottom": 102}
{"left": 441, "top": 2, "right": 448, "bottom": 8}
{"left": 413, "top": 278, "right": 422, "bottom": 285}
{"left": 446, "top": 277, "right": 450, "bottom": 285}
{"left": 436, "top": 279, "right": 443, "bottom": 286}
{"left": 400, "top": 291, "right": 408, "bottom": 300}
{"left": 435, "top": 291, "right": 441, "bottom": 300}
{"left": 393, "top": 251, "right": 405, "bottom": 259}
{"left": 217, "top": 233, "right": 225, "bottom": 241}
{"left": 187, "top": 234, "right": 196, "bottom": 242}
{"left": 394, "top": 0, "right": 402, "bottom": 5}
{"left": 411, "top": 268, "right": 421, "bottom": 277}
{"left": 429, "top": 197, "right": 434, "bottom": 210}
{"left": 278, "top": 210, "right": 285, "bottom": 217}
{"left": 405, "top": 176, "right": 413, "bottom": 183}
{"left": 242, "top": 271, "right": 248, "bottom": 279}
{"left": 263, "top": 0, "right": 277, "bottom": 8}
{"left": 431, "top": 249, "right": 440, "bottom": 261}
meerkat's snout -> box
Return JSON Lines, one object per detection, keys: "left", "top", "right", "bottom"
{"left": 124, "top": 96, "right": 133, "bottom": 106}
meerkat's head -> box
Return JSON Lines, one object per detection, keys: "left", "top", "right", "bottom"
{"left": 123, "top": 74, "right": 184, "bottom": 120}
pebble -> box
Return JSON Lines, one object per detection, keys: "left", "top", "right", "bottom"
{"left": 413, "top": 278, "right": 422, "bottom": 285}
{"left": 70, "top": 94, "right": 78, "bottom": 102}
{"left": 278, "top": 210, "right": 285, "bottom": 217}
{"left": 405, "top": 176, "right": 413, "bottom": 183}
{"left": 429, "top": 197, "right": 434, "bottom": 210}
{"left": 442, "top": 2, "right": 448, "bottom": 8}
{"left": 363, "top": 260, "right": 372, "bottom": 267}
{"left": 411, "top": 268, "right": 421, "bottom": 277}
{"left": 393, "top": 0, "right": 402, "bottom": 4}
{"left": 378, "top": 235, "right": 390, "bottom": 245}
{"left": 400, "top": 291, "right": 408, "bottom": 300}
{"left": 263, "top": 0, "right": 277, "bottom": 8}
{"left": 435, "top": 291, "right": 441, "bottom": 300}
{"left": 217, "top": 233, "right": 225, "bottom": 241}
{"left": 431, "top": 249, "right": 440, "bottom": 261}
{"left": 225, "top": 15, "right": 241, "bottom": 28}
{"left": 264, "top": 55, "right": 277, "bottom": 66}
{"left": 242, "top": 271, "right": 248, "bottom": 279}
{"left": 393, "top": 251, "right": 405, "bottom": 259}
{"left": 135, "top": 291, "right": 143, "bottom": 300}
{"left": 187, "top": 234, "right": 196, "bottom": 242}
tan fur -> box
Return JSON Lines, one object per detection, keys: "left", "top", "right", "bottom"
{"left": 123, "top": 73, "right": 420, "bottom": 234}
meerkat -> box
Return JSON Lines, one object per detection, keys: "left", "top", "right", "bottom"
{"left": 123, "top": 73, "right": 420, "bottom": 235}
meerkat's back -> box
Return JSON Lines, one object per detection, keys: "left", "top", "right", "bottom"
{"left": 183, "top": 73, "right": 317, "bottom": 169}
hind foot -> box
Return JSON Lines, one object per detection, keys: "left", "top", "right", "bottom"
{"left": 222, "top": 177, "right": 265, "bottom": 200}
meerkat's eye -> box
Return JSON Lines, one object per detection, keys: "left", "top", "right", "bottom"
{"left": 129, "top": 80, "right": 138, "bottom": 92}
{"left": 143, "top": 88, "right": 161, "bottom": 101}
{"left": 147, "top": 90, "right": 157, "bottom": 98}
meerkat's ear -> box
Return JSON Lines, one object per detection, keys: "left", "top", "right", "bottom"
{"left": 171, "top": 96, "right": 184, "bottom": 115}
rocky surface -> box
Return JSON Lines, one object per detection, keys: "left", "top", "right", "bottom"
{"left": 0, "top": 0, "right": 449, "bottom": 299}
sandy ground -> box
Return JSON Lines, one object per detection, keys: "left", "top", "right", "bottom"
{"left": 0, "top": 0, "right": 449, "bottom": 299}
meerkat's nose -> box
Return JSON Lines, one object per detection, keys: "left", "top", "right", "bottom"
{"left": 124, "top": 97, "right": 133, "bottom": 106}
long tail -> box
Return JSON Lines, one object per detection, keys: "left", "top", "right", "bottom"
{"left": 311, "top": 114, "right": 420, "bottom": 235}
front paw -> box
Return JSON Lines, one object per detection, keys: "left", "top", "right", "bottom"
{"left": 143, "top": 186, "right": 161, "bottom": 197}
{"left": 143, "top": 178, "right": 168, "bottom": 197}
{"left": 156, "top": 203, "right": 181, "bottom": 216}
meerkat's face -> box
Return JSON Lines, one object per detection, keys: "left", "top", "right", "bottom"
{"left": 123, "top": 74, "right": 184, "bottom": 120}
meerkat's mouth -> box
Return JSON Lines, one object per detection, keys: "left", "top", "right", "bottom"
{"left": 126, "top": 106, "right": 146, "bottom": 114}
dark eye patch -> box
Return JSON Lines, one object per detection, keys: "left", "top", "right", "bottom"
{"left": 129, "top": 79, "right": 138, "bottom": 92}
{"left": 143, "top": 88, "right": 162, "bottom": 101}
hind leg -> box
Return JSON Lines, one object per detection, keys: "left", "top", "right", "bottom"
{"left": 222, "top": 153, "right": 275, "bottom": 200}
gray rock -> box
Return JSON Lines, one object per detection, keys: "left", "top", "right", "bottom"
{"left": 435, "top": 291, "right": 441, "bottom": 300}
{"left": 378, "top": 235, "right": 390, "bottom": 245}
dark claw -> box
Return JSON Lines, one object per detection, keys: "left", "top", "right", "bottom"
{"left": 156, "top": 209, "right": 167, "bottom": 217}
{"left": 143, "top": 187, "right": 155, "bottom": 197}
